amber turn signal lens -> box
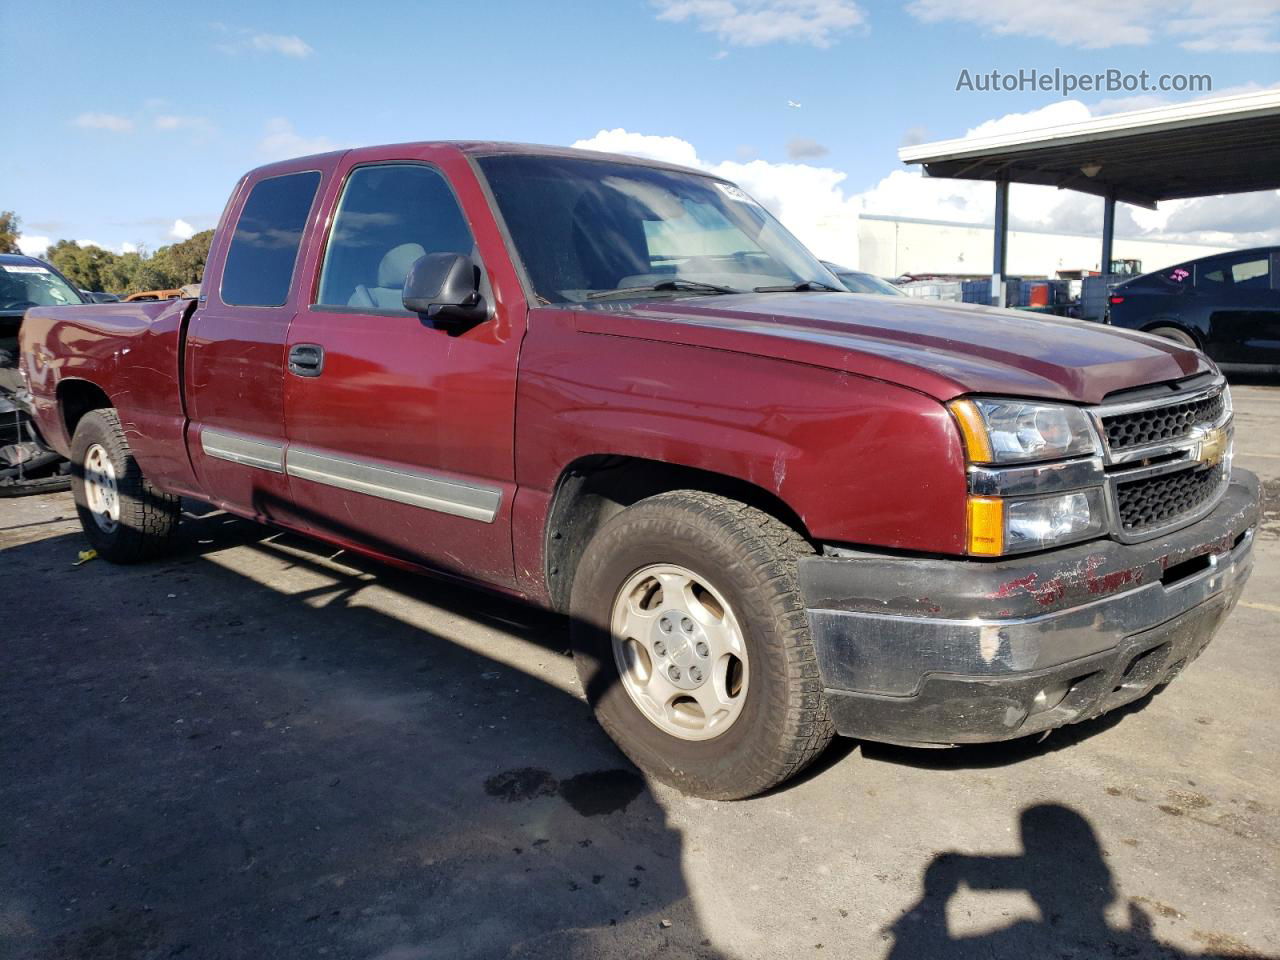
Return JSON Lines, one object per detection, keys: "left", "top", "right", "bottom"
{"left": 967, "top": 496, "right": 1004, "bottom": 556}
{"left": 949, "top": 399, "right": 994, "bottom": 463}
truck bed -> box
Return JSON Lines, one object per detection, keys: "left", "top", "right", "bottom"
{"left": 21, "top": 298, "right": 198, "bottom": 486}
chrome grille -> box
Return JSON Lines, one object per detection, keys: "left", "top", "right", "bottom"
{"left": 1092, "top": 378, "right": 1231, "bottom": 542}
{"left": 1102, "top": 392, "right": 1225, "bottom": 452}
{"left": 1115, "top": 464, "right": 1224, "bottom": 533}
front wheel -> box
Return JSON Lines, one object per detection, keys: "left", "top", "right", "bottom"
{"left": 1147, "top": 325, "right": 1198, "bottom": 350}
{"left": 70, "top": 409, "right": 180, "bottom": 562}
{"left": 570, "top": 491, "right": 834, "bottom": 799}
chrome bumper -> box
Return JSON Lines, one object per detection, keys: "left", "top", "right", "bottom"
{"left": 799, "top": 469, "right": 1259, "bottom": 745}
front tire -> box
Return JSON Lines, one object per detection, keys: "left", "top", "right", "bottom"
{"left": 71, "top": 409, "right": 180, "bottom": 562}
{"left": 570, "top": 491, "right": 834, "bottom": 800}
{"left": 1147, "top": 325, "right": 1198, "bottom": 349}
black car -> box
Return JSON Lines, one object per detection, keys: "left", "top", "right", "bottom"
{"left": 1105, "top": 246, "right": 1280, "bottom": 371}
{"left": 1, "top": 254, "right": 82, "bottom": 494}
{"left": 1, "top": 253, "right": 87, "bottom": 348}
{"left": 821, "top": 262, "right": 905, "bottom": 296}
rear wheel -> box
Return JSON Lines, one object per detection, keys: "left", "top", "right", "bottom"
{"left": 1147, "top": 325, "right": 1198, "bottom": 349}
{"left": 570, "top": 490, "right": 834, "bottom": 799}
{"left": 71, "top": 409, "right": 180, "bottom": 562}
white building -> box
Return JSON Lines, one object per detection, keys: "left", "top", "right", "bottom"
{"left": 856, "top": 214, "right": 1233, "bottom": 280}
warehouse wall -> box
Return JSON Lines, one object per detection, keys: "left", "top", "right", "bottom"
{"left": 856, "top": 215, "right": 1234, "bottom": 279}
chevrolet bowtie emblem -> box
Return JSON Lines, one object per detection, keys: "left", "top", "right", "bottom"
{"left": 1196, "top": 426, "right": 1228, "bottom": 467}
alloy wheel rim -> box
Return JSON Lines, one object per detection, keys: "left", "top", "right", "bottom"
{"left": 610, "top": 563, "right": 749, "bottom": 741}
{"left": 83, "top": 443, "right": 120, "bottom": 533}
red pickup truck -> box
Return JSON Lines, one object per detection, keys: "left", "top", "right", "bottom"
{"left": 19, "top": 142, "right": 1259, "bottom": 799}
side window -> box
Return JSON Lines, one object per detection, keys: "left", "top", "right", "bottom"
{"left": 221, "top": 171, "right": 321, "bottom": 307}
{"left": 1195, "top": 257, "right": 1231, "bottom": 288}
{"left": 1230, "top": 256, "right": 1269, "bottom": 290}
{"left": 316, "top": 164, "right": 475, "bottom": 311}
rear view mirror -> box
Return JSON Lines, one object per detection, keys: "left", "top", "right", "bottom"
{"left": 403, "top": 253, "right": 488, "bottom": 327}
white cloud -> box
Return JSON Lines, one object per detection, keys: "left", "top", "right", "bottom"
{"left": 572, "top": 128, "right": 863, "bottom": 264}
{"left": 905, "top": 0, "right": 1280, "bottom": 50}
{"left": 152, "top": 113, "right": 217, "bottom": 142}
{"left": 574, "top": 128, "right": 702, "bottom": 168}
{"left": 16, "top": 235, "right": 50, "bottom": 256}
{"left": 257, "top": 118, "right": 342, "bottom": 161}
{"left": 959, "top": 100, "right": 1091, "bottom": 139}
{"left": 170, "top": 219, "right": 196, "bottom": 241}
{"left": 120, "top": 242, "right": 139, "bottom": 254}
{"left": 652, "top": 0, "right": 865, "bottom": 47}
{"left": 249, "top": 32, "right": 314, "bottom": 57}
{"left": 154, "top": 114, "right": 216, "bottom": 138}
{"left": 213, "top": 24, "right": 314, "bottom": 57}
{"left": 73, "top": 112, "right": 134, "bottom": 132}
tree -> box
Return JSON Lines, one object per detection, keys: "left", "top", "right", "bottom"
{"left": 148, "top": 230, "right": 213, "bottom": 288}
{"left": 0, "top": 210, "right": 20, "bottom": 254}
{"left": 39, "top": 229, "right": 215, "bottom": 295}
{"left": 45, "top": 241, "right": 119, "bottom": 293}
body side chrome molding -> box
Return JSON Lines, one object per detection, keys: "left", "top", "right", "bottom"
{"left": 285, "top": 446, "right": 502, "bottom": 523}
{"left": 200, "top": 428, "right": 286, "bottom": 474}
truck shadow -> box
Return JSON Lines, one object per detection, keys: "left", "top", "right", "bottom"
{"left": 858, "top": 691, "right": 1163, "bottom": 772}
{"left": 883, "top": 803, "right": 1278, "bottom": 960}
{"left": 0, "top": 504, "right": 732, "bottom": 959}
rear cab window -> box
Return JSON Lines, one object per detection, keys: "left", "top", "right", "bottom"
{"left": 220, "top": 171, "right": 323, "bottom": 307}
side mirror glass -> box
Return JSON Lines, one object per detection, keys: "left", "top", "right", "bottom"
{"left": 403, "top": 252, "right": 488, "bottom": 327}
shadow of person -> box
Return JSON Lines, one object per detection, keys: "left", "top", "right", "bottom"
{"left": 885, "top": 803, "right": 1270, "bottom": 960}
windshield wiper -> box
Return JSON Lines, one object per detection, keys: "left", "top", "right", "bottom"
{"left": 587, "top": 279, "right": 742, "bottom": 299}
{"left": 753, "top": 280, "right": 842, "bottom": 293}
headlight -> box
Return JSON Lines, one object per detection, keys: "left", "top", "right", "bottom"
{"left": 950, "top": 398, "right": 1099, "bottom": 464}
{"left": 968, "top": 489, "right": 1107, "bottom": 556}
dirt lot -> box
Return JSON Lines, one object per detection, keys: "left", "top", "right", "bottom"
{"left": 2, "top": 383, "right": 1277, "bottom": 960}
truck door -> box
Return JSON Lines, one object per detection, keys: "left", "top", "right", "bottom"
{"left": 184, "top": 165, "right": 332, "bottom": 523}
{"left": 281, "top": 156, "right": 524, "bottom": 587}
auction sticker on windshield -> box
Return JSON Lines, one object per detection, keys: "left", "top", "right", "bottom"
{"left": 0, "top": 265, "right": 49, "bottom": 274}
{"left": 714, "top": 182, "right": 759, "bottom": 205}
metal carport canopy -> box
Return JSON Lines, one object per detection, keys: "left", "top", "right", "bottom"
{"left": 895, "top": 89, "right": 1280, "bottom": 306}
{"left": 898, "top": 89, "right": 1280, "bottom": 209}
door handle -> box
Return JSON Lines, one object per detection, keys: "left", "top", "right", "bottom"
{"left": 288, "top": 343, "right": 325, "bottom": 377}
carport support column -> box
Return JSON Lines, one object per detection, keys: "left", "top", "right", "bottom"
{"left": 1100, "top": 190, "right": 1116, "bottom": 276}
{"left": 992, "top": 179, "right": 1009, "bottom": 307}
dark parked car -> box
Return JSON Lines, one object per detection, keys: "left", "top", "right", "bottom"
{"left": 1, "top": 254, "right": 86, "bottom": 347}
{"left": 821, "top": 262, "right": 904, "bottom": 296}
{"left": 1106, "top": 246, "right": 1280, "bottom": 371}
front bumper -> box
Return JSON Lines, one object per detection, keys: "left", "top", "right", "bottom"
{"left": 799, "top": 469, "right": 1260, "bottom": 746}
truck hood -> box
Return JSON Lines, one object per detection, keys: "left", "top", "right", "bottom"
{"left": 574, "top": 293, "right": 1212, "bottom": 404}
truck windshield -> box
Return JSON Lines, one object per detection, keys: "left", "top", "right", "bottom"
{"left": 476, "top": 154, "right": 839, "bottom": 304}
{"left": 0, "top": 262, "right": 84, "bottom": 310}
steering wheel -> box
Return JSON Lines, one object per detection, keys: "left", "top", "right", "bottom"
{"left": 0, "top": 300, "right": 39, "bottom": 310}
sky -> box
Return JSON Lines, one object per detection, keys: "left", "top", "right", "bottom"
{"left": 6, "top": 0, "right": 1280, "bottom": 268}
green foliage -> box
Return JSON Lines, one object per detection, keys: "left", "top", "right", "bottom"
{"left": 0, "top": 211, "right": 21, "bottom": 254}
{"left": 42, "top": 230, "right": 214, "bottom": 296}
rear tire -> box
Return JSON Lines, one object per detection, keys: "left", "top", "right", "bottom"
{"left": 1147, "top": 325, "right": 1198, "bottom": 350}
{"left": 570, "top": 490, "right": 834, "bottom": 800}
{"left": 71, "top": 409, "right": 180, "bottom": 562}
